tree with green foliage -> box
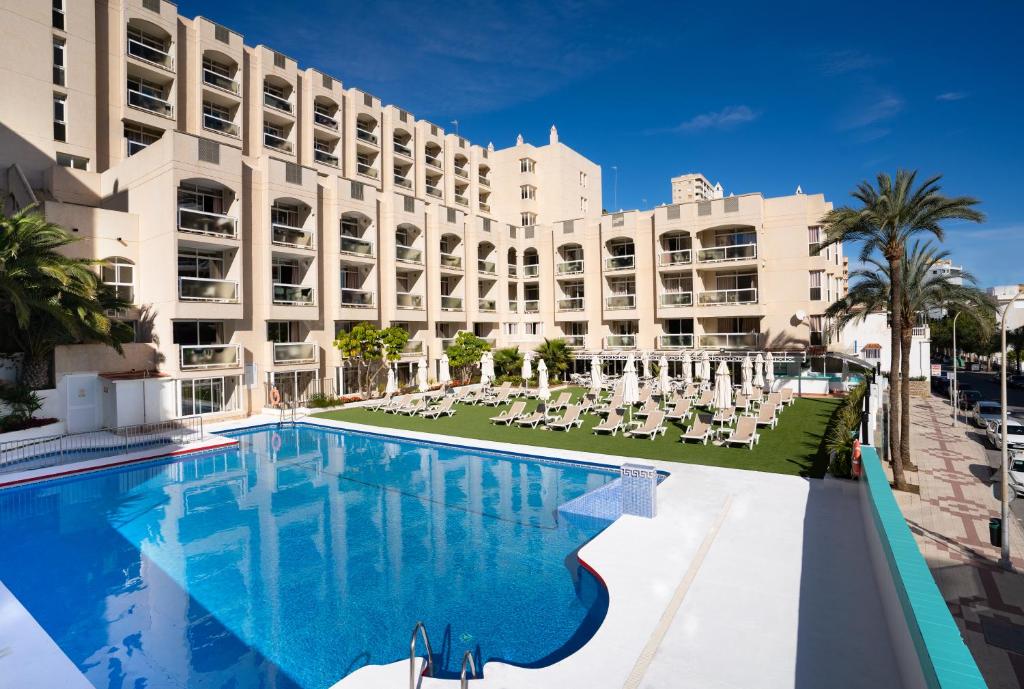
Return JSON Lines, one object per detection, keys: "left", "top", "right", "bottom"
{"left": 1008, "top": 327, "right": 1024, "bottom": 374}
{"left": 445, "top": 331, "right": 490, "bottom": 382}
{"left": 930, "top": 312, "right": 999, "bottom": 360}
{"left": 820, "top": 171, "right": 983, "bottom": 490}
{"left": 534, "top": 338, "right": 571, "bottom": 383}
{"left": 492, "top": 347, "right": 524, "bottom": 378}
{"left": 333, "top": 323, "right": 409, "bottom": 397}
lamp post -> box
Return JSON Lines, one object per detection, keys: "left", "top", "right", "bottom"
{"left": 951, "top": 311, "right": 961, "bottom": 427}
{"left": 1000, "top": 292, "right": 1024, "bottom": 569}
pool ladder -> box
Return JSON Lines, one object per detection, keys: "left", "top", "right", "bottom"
{"left": 278, "top": 400, "right": 297, "bottom": 426}
{"left": 408, "top": 622, "right": 478, "bottom": 688}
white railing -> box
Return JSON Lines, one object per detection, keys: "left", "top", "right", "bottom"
{"left": 658, "top": 334, "right": 695, "bottom": 349}
{"left": 393, "top": 141, "right": 413, "bottom": 157}
{"left": 454, "top": 194, "right": 469, "bottom": 206}
{"left": 913, "top": 326, "right": 929, "bottom": 338}
{"left": 478, "top": 298, "right": 496, "bottom": 312}
{"left": 127, "top": 37, "right": 174, "bottom": 69}
{"left": 203, "top": 68, "right": 239, "bottom": 94}
{"left": 523, "top": 264, "right": 540, "bottom": 278}
{"left": 659, "top": 291, "right": 693, "bottom": 307}
{"left": 273, "top": 342, "right": 318, "bottom": 364}
{"left": 425, "top": 186, "right": 442, "bottom": 198}
{"left": 263, "top": 91, "right": 293, "bottom": 113}
{"left": 178, "top": 207, "right": 237, "bottom": 238}
{"left": 180, "top": 344, "right": 241, "bottom": 370}
{"left": 507, "top": 300, "right": 519, "bottom": 312}
{"left": 698, "top": 243, "right": 757, "bottom": 263}
{"left": 272, "top": 283, "right": 315, "bottom": 306}
{"left": 314, "top": 111, "right": 338, "bottom": 130}
{"left": 425, "top": 155, "right": 442, "bottom": 169}
{"left": 557, "top": 259, "right": 584, "bottom": 275}
{"left": 558, "top": 297, "right": 585, "bottom": 311}
{"left": 441, "top": 296, "right": 463, "bottom": 311}
{"left": 396, "top": 293, "right": 423, "bottom": 309}
{"left": 356, "top": 127, "right": 379, "bottom": 145}
{"left": 203, "top": 112, "right": 239, "bottom": 137}
{"left": 454, "top": 167, "right": 469, "bottom": 179}
{"left": 403, "top": 341, "right": 424, "bottom": 355}
{"left": 605, "top": 294, "right": 636, "bottom": 310}
{"left": 357, "top": 163, "right": 378, "bottom": 178}
{"left": 698, "top": 332, "right": 760, "bottom": 348}
{"left": 605, "top": 335, "right": 636, "bottom": 349}
{"left": 564, "top": 335, "right": 586, "bottom": 348}
{"left": 179, "top": 276, "right": 239, "bottom": 302}
{"left": 264, "top": 131, "right": 292, "bottom": 152}
{"left": 604, "top": 255, "right": 635, "bottom": 271}
{"left": 272, "top": 222, "right": 315, "bottom": 249}
{"left": 524, "top": 299, "right": 540, "bottom": 313}
{"left": 394, "top": 175, "right": 413, "bottom": 189}
{"left": 479, "top": 202, "right": 491, "bottom": 213}
{"left": 340, "top": 236, "right": 375, "bottom": 257}
{"left": 127, "top": 88, "right": 173, "bottom": 116}
{"left": 315, "top": 149, "right": 339, "bottom": 167}
{"left": 508, "top": 265, "right": 518, "bottom": 278}
{"left": 658, "top": 249, "right": 692, "bottom": 266}
{"left": 340, "top": 287, "right": 374, "bottom": 307}
{"left": 477, "top": 259, "right": 497, "bottom": 275}
{"left": 396, "top": 245, "right": 423, "bottom": 263}
{"left": 440, "top": 253, "right": 463, "bottom": 269}
{"left": 479, "top": 176, "right": 491, "bottom": 187}
{"left": 697, "top": 287, "right": 758, "bottom": 305}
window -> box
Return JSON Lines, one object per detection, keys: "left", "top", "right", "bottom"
{"left": 519, "top": 158, "right": 535, "bottom": 173}
{"left": 124, "top": 123, "right": 162, "bottom": 155}
{"left": 202, "top": 101, "right": 234, "bottom": 135}
{"left": 504, "top": 322, "right": 517, "bottom": 335}
{"left": 180, "top": 377, "right": 233, "bottom": 416}
{"left": 525, "top": 322, "right": 543, "bottom": 335}
{"left": 267, "top": 321, "right": 295, "bottom": 343}
{"left": 863, "top": 345, "right": 881, "bottom": 361}
{"left": 172, "top": 321, "right": 223, "bottom": 346}
{"left": 808, "top": 315, "right": 824, "bottom": 346}
{"left": 178, "top": 248, "right": 226, "bottom": 279}
{"left": 580, "top": 171, "right": 587, "bottom": 187}
{"left": 580, "top": 197, "right": 587, "bottom": 212}
{"left": 520, "top": 185, "right": 536, "bottom": 200}
{"left": 56, "top": 152, "right": 88, "bottom": 170}
{"left": 809, "top": 270, "right": 823, "bottom": 300}
{"left": 52, "top": 0, "right": 64, "bottom": 30}
{"left": 52, "top": 37, "right": 65, "bottom": 86}
{"left": 53, "top": 94, "right": 66, "bottom": 141}
{"left": 178, "top": 183, "right": 226, "bottom": 214}
{"left": 520, "top": 212, "right": 536, "bottom": 226}
{"left": 101, "top": 257, "right": 134, "bottom": 303}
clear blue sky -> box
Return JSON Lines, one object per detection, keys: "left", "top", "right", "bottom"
{"left": 176, "top": 0, "right": 1023, "bottom": 286}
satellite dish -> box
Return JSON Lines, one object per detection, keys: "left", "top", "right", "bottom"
{"left": 794, "top": 309, "right": 807, "bottom": 322}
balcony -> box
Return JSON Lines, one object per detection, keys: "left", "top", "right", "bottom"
{"left": 478, "top": 298, "right": 496, "bottom": 312}
{"left": 605, "top": 294, "right": 636, "bottom": 310}
{"left": 523, "top": 264, "right": 540, "bottom": 278}
{"left": 658, "top": 334, "right": 694, "bottom": 349}
{"left": 659, "top": 292, "right": 693, "bottom": 307}
{"left": 356, "top": 127, "right": 378, "bottom": 145}
{"left": 393, "top": 142, "right": 412, "bottom": 158}
{"left": 264, "top": 131, "right": 292, "bottom": 152}
{"left": 425, "top": 185, "right": 442, "bottom": 199}
{"left": 454, "top": 166, "right": 469, "bottom": 180}
{"left": 127, "top": 88, "right": 173, "bottom": 117}
{"left": 403, "top": 340, "right": 424, "bottom": 355}
{"left": 479, "top": 202, "right": 491, "bottom": 213}
{"left": 273, "top": 342, "right": 318, "bottom": 365}
{"left": 340, "top": 288, "right": 374, "bottom": 308}
{"left": 314, "top": 149, "right": 339, "bottom": 167}
{"left": 697, "top": 287, "right": 758, "bottom": 306}
{"left": 454, "top": 194, "right": 469, "bottom": 207}
{"left": 477, "top": 259, "right": 497, "bottom": 275}
{"left": 508, "top": 265, "right": 518, "bottom": 278}
{"left": 698, "top": 332, "right": 760, "bottom": 348}
{"left": 396, "top": 293, "right": 423, "bottom": 309}
{"left": 263, "top": 91, "right": 293, "bottom": 114}
{"left": 396, "top": 245, "right": 423, "bottom": 264}
{"left": 272, "top": 223, "right": 315, "bottom": 250}
{"left": 127, "top": 38, "right": 173, "bottom": 70}
{"left": 394, "top": 175, "right": 413, "bottom": 190}
{"left": 558, "top": 297, "right": 585, "bottom": 311}
{"left": 604, "top": 255, "right": 635, "bottom": 271}
{"left": 356, "top": 163, "right": 378, "bottom": 179}
{"left": 203, "top": 112, "right": 239, "bottom": 137}
{"left": 698, "top": 243, "right": 757, "bottom": 263}
{"left": 178, "top": 207, "right": 237, "bottom": 239}
{"left": 314, "top": 111, "right": 338, "bottom": 130}
{"left": 440, "top": 296, "right": 463, "bottom": 311}
{"left": 440, "top": 253, "right": 463, "bottom": 270}
{"left": 340, "top": 236, "right": 374, "bottom": 258}
{"left": 507, "top": 300, "right": 518, "bottom": 312}
{"left": 203, "top": 68, "right": 239, "bottom": 95}
{"left": 564, "top": 335, "right": 585, "bottom": 349}
{"left": 479, "top": 176, "right": 491, "bottom": 187}
{"left": 179, "top": 276, "right": 239, "bottom": 303}
{"left": 659, "top": 249, "right": 692, "bottom": 267}
{"left": 556, "top": 260, "right": 584, "bottom": 276}
{"left": 524, "top": 300, "right": 539, "bottom": 313}
{"left": 605, "top": 335, "right": 636, "bottom": 349}
{"left": 180, "top": 344, "right": 241, "bottom": 370}
{"left": 272, "top": 283, "right": 315, "bottom": 306}
{"left": 425, "top": 155, "right": 442, "bottom": 170}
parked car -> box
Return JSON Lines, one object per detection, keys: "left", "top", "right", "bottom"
{"left": 1009, "top": 454, "right": 1024, "bottom": 497}
{"left": 971, "top": 400, "right": 1003, "bottom": 429}
{"left": 932, "top": 376, "right": 951, "bottom": 396}
{"left": 958, "top": 388, "right": 983, "bottom": 410}
{"left": 987, "top": 418, "right": 1024, "bottom": 451}
{"left": 1009, "top": 374, "right": 1024, "bottom": 390}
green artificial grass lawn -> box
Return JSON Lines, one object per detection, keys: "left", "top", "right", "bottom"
{"left": 312, "top": 387, "right": 840, "bottom": 478}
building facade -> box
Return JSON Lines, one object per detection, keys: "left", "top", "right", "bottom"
{"left": 0, "top": 0, "right": 847, "bottom": 421}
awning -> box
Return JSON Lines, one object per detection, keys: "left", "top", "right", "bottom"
{"left": 862, "top": 343, "right": 882, "bottom": 349}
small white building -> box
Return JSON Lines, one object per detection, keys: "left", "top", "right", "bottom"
{"left": 989, "top": 285, "right": 1024, "bottom": 331}
{"left": 836, "top": 312, "right": 931, "bottom": 378}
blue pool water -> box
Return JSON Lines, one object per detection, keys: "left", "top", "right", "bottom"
{"left": 0, "top": 425, "right": 617, "bottom": 688}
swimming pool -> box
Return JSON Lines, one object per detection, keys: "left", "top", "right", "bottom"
{"left": 0, "top": 424, "right": 618, "bottom": 688}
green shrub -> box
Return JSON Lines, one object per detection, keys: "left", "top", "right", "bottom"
{"left": 825, "top": 381, "right": 867, "bottom": 479}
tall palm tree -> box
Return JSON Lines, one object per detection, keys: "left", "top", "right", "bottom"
{"left": 820, "top": 171, "right": 983, "bottom": 489}
{"left": 534, "top": 338, "right": 571, "bottom": 382}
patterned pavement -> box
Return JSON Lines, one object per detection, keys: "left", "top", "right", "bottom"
{"left": 896, "top": 395, "right": 1024, "bottom": 688}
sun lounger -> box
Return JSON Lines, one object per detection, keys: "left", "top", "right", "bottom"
{"left": 634, "top": 398, "right": 661, "bottom": 418}
{"left": 747, "top": 402, "right": 779, "bottom": 429}
{"left": 626, "top": 410, "right": 668, "bottom": 440}
{"left": 735, "top": 393, "right": 750, "bottom": 412}
{"left": 420, "top": 396, "right": 456, "bottom": 418}
{"left": 766, "top": 392, "right": 782, "bottom": 409}
{"left": 490, "top": 401, "right": 527, "bottom": 425}
{"left": 371, "top": 394, "right": 397, "bottom": 411}
{"left": 397, "top": 397, "right": 426, "bottom": 415}
{"left": 592, "top": 407, "right": 625, "bottom": 436}
{"left": 464, "top": 388, "right": 488, "bottom": 405}
{"left": 779, "top": 388, "right": 795, "bottom": 406}
{"left": 721, "top": 416, "right": 760, "bottom": 449}
{"left": 596, "top": 394, "right": 623, "bottom": 415}
{"left": 516, "top": 410, "right": 548, "bottom": 428}
{"left": 384, "top": 394, "right": 410, "bottom": 413}
{"left": 483, "top": 389, "right": 513, "bottom": 407}
{"left": 680, "top": 417, "right": 713, "bottom": 445}
{"left": 712, "top": 406, "right": 736, "bottom": 426}
{"left": 694, "top": 389, "right": 713, "bottom": 407}
{"left": 680, "top": 383, "right": 697, "bottom": 400}
{"left": 547, "top": 391, "right": 572, "bottom": 411}
{"left": 548, "top": 405, "right": 584, "bottom": 431}
{"left": 666, "top": 399, "right": 691, "bottom": 422}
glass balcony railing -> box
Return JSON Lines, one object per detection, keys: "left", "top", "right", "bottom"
{"left": 697, "top": 332, "right": 760, "bottom": 348}
{"left": 697, "top": 287, "right": 758, "bottom": 305}
{"left": 424, "top": 155, "right": 442, "bottom": 169}
{"left": 396, "top": 245, "right": 423, "bottom": 263}
{"left": 203, "top": 113, "right": 239, "bottom": 137}
{"left": 523, "top": 264, "right": 540, "bottom": 278}
{"left": 180, "top": 344, "right": 241, "bottom": 370}
{"left": 272, "top": 283, "right": 315, "bottom": 306}
{"left": 396, "top": 293, "right": 423, "bottom": 309}
{"left": 441, "top": 295, "right": 463, "bottom": 311}
{"left": 425, "top": 186, "right": 442, "bottom": 198}
{"left": 604, "top": 294, "right": 636, "bottom": 310}
{"left": 177, "top": 207, "right": 237, "bottom": 238}
{"left": 272, "top": 223, "right": 315, "bottom": 249}
{"left": 263, "top": 91, "right": 293, "bottom": 113}
{"left": 508, "top": 265, "right": 518, "bottom": 278}
{"left": 264, "top": 132, "right": 292, "bottom": 152}
{"left": 698, "top": 243, "right": 757, "bottom": 263}
{"left": 658, "top": 249, "right": 692, "bottom": 266}
{"left": 178, "top": 276, "right": 239, "bottom": 302}
{"left": 403, "top": 340, "right": 424, "bottom": 355}
{"left": 478, "top": 298, "right": 496, "bottom": 312}
{"left": 203, "top": 68, "right": 239, "bottom": 94}
{"left": 556, "top": 260, "right": 584, "bottom": 275}
{"left": 313, "top": 111, "right": 338, "bottom": 130}
{"left": 394, "top": 175, "right": 413, "bottom": 189}
{"left": 454, "top": 167, "right": 469, "bottom": 179}
{"left": 454, "top": 194, "right": 469, "bottom": 206}
{"left": 524, "top": 299, "right": 539, "bottom": 313}
{"left": 340, "top": 235, "right": 374, "bottom": 257}
{"left": 479, "top": 202, "right": 491, "bottom": 213}
{"left": 659, "top": 291, "right": 693, "bottom": 307}
{"left": 558, "top": 297, "right": 585, "bottom": 311}
{"left": 604, "top": 335, "right": 636, "bottom": 349}
{"left": 440, "top": 253, "right": 463, "bottom": 269}
{"left": 604, "top": 255, "right": 635, "bottom": 271}
{"left": 477, "top": 259, "right": 496, "bottom": 275}
{"left": 272, "top": 342, "right": 318, "bottom": 365}
{"left": 658, "top": 334, "right": 695, "bottom": 349}
{"left": 564, "top": 335, "right": 585, "bottom": 348}
{"left": 340, "top": 288, "right": 374, "bottom": 307}
{"left": 357, "top": 163, "right": 378, "bottom": 179}
{"left": 393, "top": 142, "right": 412, "bottom": 158}
{"left": 356, "top": 127, "right": 378, "bottom": 145}
{"left": 127, "top": 38, "right": 173, "bottom": 69}
{"left": 127, "top": 88, "right": 173, "bottom": 117}
{"left": 314, "top": 149, "right": 338, "bottom": 167}
{"left": 479, "top": 176, "right": 491, "bottom": 187}
{"left": 507, "top": 300, "right": 518, "bottom": 312}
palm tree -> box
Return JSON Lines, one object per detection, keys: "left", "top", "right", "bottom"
{"left": 492, "top": 347, "right": 524, "bottom": 379}
{"left": 534, "top": 338, "right": 571, "bottom": 383}
{"left": 820, "top": 171, "right": 983, "bottom": 489}
{"left": 827, "top": 242, "right": 993, "bottom": 476}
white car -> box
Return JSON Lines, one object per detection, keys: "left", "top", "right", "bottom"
{"left": 1009, "top": 454, "right": 1024, "bottom": 497}
{"left": 987, "top": 418, "right": 1024, "bottom": 451}
{"left": 972, "top": 400, "right": 1003, "bottom": 429}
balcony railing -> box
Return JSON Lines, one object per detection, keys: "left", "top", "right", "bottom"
{"left": 479, "top": 176, "right": 491, "bottom": 187}
{"left": 523, "top": 264, "right": 540, "bottom": 278}
{"left": 340, "top": 236, "right": 375, "bottom": 257}
{"left": 180, "top": 344, "right": 241, "bottom": 370}
{"left": 477, "top": 259, "right": 496, "bottom": 275}
{"left": 697, "top": 287, "right": 758, "bottom": 305}
{"left": 264, "top": 131, "right": 292, "bottom": 152}
{"left": 698, "top": 243, "right": 757, "bottom": 263}
{"left": 454, "top": 194, "right": 469, "bottom": 206}
{"left": 127, "top": 88, "right": 173, "bottom": 117}
{"left": 273, "top": 342, "right": 318, "bottom": 365}
{"left": 912, "top": 326, "right": 929, "bottom": 338}
{"left": 394, "top": 175, "right": 413, "bottom": 189}
{"left": 556, "top": 260, "right": 584, "bottom": 275}
{"left": 272, "top": 283, "right": 315, "bottom": 306}
{"left": 658, "top": 334, "right": 695, "bottom": 349}
{"left": 179, "top": 276, "right": 239, "bottom": 303}
{"left": 340, "top": 288, "right": 374, "bottom": 307}
{"left": 425, "top": 186, "right": 442, "bottom": 198}
{"left": 203, "top": 68, "right": 239, "bottom": 94}
{"left": 698, "top": 332, "right": 760, "bottom": 348}
{"left": 263, "top": 91, "right": 293, "bottom": 113}
{"left": 658, "top": 249, "right": 692, "bottom": 266}
{"left": 203, "top": 112, "right": 239, "bottom": 137}
{"left": 454, "top": 167, "right": 469, "bottom": 179}
{"left": 356, "top": 127, "right": 378, "bottom": 145}
{"left": 605, "top": 294, "right": 636, "bottom": 310}
{"left": 393, "top": 141, "right": 412, "bottom": 157}
{"left": 659, "top": 291, "right": 693, "bottom": 307}
{"left": 314, "top": 149, "right": 339, "bottom": 167}
{"left": 604, "top": 255, "right": 635, "bottom": 271}
{"left": 524, "top": 300, "right": 539, "bottom": 313}
{"left": 507, "top": 300, "right": 518, "bottom": 312}
{"left": 440, "top": 296, "right": 463, "bottom": 311}
{"left": 564, "top": 335, "right": 585, "bottom": 348}
{"left": 396, "top": 292, "right": 423, "bottom": 309}
{"left": 177, "top": 207, "right": 237, "bottom": 239}
{"left": 356, "top": 163, "right": 378, "bottom": 179}
{"left": 127, "top": 38, "right": 173, "bottom": 69}
{"left": 440, "top": 253, "right": 463, "bottom": 269}
{"left": 424, "top": 155, "right": 442, "bottom": 169}
{"left": 403, "top": 340, "right": 424, "bottom": 355}
{"left": 313, "top": 111, "right": 338, "bottom": 130}
{"left": 272, "top": 223, "right": 315, "bottom": 249}
{"left": 479, "top": 202, "right": 491, "bottom": 213}
{"left": 478, "top": 298, "right": 496, "bottom": 312}
{"left": 558, "top": 297, "right": 585, "bottom": 311}
{"left": 508, "top": 265, "right": 518, "bottom": 278}
{"left": 605, "top": 335, "right": 636, "bottom": 349}
{"left": 396, "top": 245, "right": 423, "bottom": 263}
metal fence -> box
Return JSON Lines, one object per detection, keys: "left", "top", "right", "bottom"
{"left": 265, "top": 377, "right": 338, "bottom": 407}
{"left": 0, "top": 416, "right": 205, "bottom": 474}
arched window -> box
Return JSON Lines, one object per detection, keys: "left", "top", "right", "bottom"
{"left": 102, "top": 257, "right": 134, "bottom": 303}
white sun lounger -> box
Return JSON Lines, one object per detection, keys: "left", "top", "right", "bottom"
{"left": 490, "top": 401, "right": 527, "bottom": 425}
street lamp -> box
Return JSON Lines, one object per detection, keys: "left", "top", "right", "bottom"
{"left": 951, "top": 311, "right": 961, "bottom": 427}
{"left": 999, "top": 291, "right": 1024, "bottom": 569}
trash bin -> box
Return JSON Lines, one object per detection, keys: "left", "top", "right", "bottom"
{"left": 990, "top": 518, "right": 1002, "bottom": 547}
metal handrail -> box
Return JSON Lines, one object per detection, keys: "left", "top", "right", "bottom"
{"left": 0, "top": 416, "right": 204, "bottom": 472}
{"left": 409, "top": 621, "right": 434, "bottom": 689}
{"left": 460, "top": 650, "right": 478, "bottom": 688}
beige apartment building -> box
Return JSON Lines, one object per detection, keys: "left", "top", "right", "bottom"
{"left": 0, "top": 0, "right": 846, "bottom": 422}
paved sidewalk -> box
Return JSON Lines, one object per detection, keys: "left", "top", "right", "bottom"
{"left": 897, "top": 395, "right": 1024, "bottom": 688}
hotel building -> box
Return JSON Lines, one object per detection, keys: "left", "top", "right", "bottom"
{"left": 0, "top": 0, "right": 847, "bottom": 422}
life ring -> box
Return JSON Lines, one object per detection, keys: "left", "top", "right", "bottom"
{"left": 271, "top": 432, "right": 282, "bottom": 453}
{"left": 270, "top": 386, "right": 282, "bottom": 407}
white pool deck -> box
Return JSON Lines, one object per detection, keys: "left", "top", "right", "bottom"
{"left": 0, "top": 415, "right": 906, "bottom": 689}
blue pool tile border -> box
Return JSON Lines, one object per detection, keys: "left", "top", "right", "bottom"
{"left": 861, "top": 446, "right": 987, "bottom": 689}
